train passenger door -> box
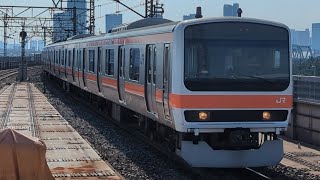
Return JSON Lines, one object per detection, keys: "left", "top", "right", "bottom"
{"left": 77, "top": 49, "right": 81, "bottom": 86}
{"left": 57, "top": 51, "right": 61, "bottom": 75}
{"left": 82, "top": 48, "right": 87, "bottom": 87}
{"left": 145, "top": 44, "right": 157, "bottom": 115}
{"left": 97, "top": 47, "right": 102, "bottom": 93}
{"left": 163, "top": 44, "right": 171, "bottom": 120}
{"left": 72, "top": 48, "right": 75, "bottom": 82}
{"left": 117, "top": 46, "right": 126, "bottom": 103}
{"left": 65, "top": 50, "right": 67, "bottom": 78}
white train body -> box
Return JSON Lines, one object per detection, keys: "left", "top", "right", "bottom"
{"left": 43, "top": 17, "right": 293, "bottom": 167}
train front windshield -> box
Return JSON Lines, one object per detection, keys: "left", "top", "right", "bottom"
{"left": 184, "top": 22, "right": 290, "bottom": 91}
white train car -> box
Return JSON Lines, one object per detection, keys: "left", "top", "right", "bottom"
{"left": 43, "top": 17, "right": 293, "bottom": 168}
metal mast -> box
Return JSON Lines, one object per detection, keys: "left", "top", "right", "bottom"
{"left": 3, "top": 13, "right": 8, "bottom": 57}
{"left": 89, "top": 0, "right": 95, "bottom": 34}
{"left": 145, "top": 0, "right": 154, "bottom": 18}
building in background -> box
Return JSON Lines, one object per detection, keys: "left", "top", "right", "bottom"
{"left": 53, "top": 0, "right": 87, "bottom": 42}
{"left": 53, "top": 12, "right": 69, "bottom": 42}
{"left": 38, "top": 40, "right": 45, "bottom": 51}
{"left": 223, "top": 4, "right": 233, "bottom": 17}
{"left": 67, "top": 0, "right": 87, "bottom": 35}
{"left": 291, "top": 29, "right": 311, "bottom": 46}
{"left": 105, "top": 14, "right": 123, "bottom": 33}
{"left": 312, "top": 23, "right": 320, "bottom": 50}
{"left": 183, "top": 14, "right": 196, "bottom": 20}
{"left": 223, "top": 3, "right": 240, "bottom": 17}
{"left": 232, "top": 3, "right": 239, "bottom": 16}
{"left": 30, "top": 40, "right": 37, "bottom": 52}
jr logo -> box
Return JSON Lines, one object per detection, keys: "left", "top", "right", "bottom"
{"left": 276, "top": 97, "right": 286, "bottom": 104}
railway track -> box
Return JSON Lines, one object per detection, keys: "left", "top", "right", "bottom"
{"left": 0, "top": 66, "right": 41, "bottom": 81}
{"left": 284, "top": 152, "right": 320, "bottom": 171}
{"left": 47, "top": 81, "right": 272, "bottom": 180}
{"left": 0, "top": 83, "right": 121, "bottom": 179}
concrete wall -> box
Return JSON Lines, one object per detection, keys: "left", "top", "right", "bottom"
{"left": 286, "top": 100, "right": 320, "bottom": 146}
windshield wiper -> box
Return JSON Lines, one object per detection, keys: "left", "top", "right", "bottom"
{"left": 234, "top": 75, "right": 286, "bottom": 87}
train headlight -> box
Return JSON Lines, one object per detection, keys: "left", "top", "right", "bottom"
{"left": 199, "top": 112, "right": 209, "bottom": 121}
{"left": 262, "top": 111, "right": 271, "bottom": 120}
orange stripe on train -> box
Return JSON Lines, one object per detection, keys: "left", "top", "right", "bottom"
{"left": 125, "top": 82, "right": 144, "bottom": 96}
{"left": 169, "top": 94, "right": 293, "bottom": 109}
{"left": 102, "top": 76, "right": 117, "bottom": 88}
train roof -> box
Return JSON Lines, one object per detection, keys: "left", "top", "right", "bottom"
{"left": 46, "top": 17, "right": 289, "bottom": 48}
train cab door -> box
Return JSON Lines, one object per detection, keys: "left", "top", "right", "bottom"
{"left": 82, "top": 48, "right": 87, "bottom": 87}
{"left": 145, "top": 44, "right": 158, "bottom": 115}
{"left": 117, "top": 46, "right": 126, "bottom": 104}
{"left": 163, "top": 44, "right": 171, "bottom": 120}
{"left": 97, "top": 47, "right": 102, "bottom": 93}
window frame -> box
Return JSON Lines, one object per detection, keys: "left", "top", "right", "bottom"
{"left": 129, "top": 48, "right": 140, "bottom": 81}
{"left": 104, "top": 48, "right": 115, "bottom": 76}
{"left": 88, "top": 49, "right": 95, "bottom": 73}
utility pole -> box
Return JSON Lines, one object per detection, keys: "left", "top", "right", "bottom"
{"left": 73, "top": 6, "right": 77, "bottom": 36}
{"left": 19, "top": 26, "right": 27, "bottom": 81}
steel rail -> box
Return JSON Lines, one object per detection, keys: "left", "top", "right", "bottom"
{"left": 0, "top": 84, "right": 16, "bottom": 130}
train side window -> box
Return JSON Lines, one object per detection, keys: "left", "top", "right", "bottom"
{"left": 105, "top": 49, "right": 114, "bottom": 76}
{"left": 129, "top": 48, "right": 140, "bottom": 81}
{"left": 62, "top": 50, "right": 65, "bottom": 65}
{"left": 58, "top": 50, "right": 61, "bottom": 65}
{"left": 68, "top": 50, "right": 72, "bottom": 67}
{"left": 89, "top": 50, "right": 95, "bottom": 72}
{"left": 146, "top": 45, "right": 152, "bottom": 83}
{"left": 54, "top": 51, "right": 56, "bottom": 64}
{"left": 78, "top": 50, "right": 81, "bottom": 70}
{"left": 164, "top": 44, "right": 169, "bottom": 83}
{"left": 153, "top": 46, "right": 157, "bottom": 84}
{"left": 62, "top": 49, "right": 68, "bottom": 66}
{"left": 72, "top": 49, "right": 78, "bottom": 68}
{"left": 83, "top": 49, "right": 86, "bottom": 71}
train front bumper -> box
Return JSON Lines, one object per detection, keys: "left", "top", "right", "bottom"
{"left": 177, "top": 139, "right": 283, "bottom": 168}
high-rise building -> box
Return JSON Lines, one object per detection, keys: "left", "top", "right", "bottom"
{"left": 67, "top": 0, "right": 87, "bottom": 35}
{"left": 30, "top": 40, "right": 37, "bottom": 52}
{"left": 52, "top": 0, "right": 87, "bottom": 42}
{"left": 224, "top": 3, "right": 240, "bottom": 17}
{"left": 223, "top": 4, "right": 233, "bottom": 17}
{"left": 233, "top": 3, "right": 239, "bottom": 16}
{"left": 291, "top": 29, "right": 311, "bottom": 46}
{"left": 38, "top": 40, "right": 45, "bottom": 51}
{"left": 312, "top": 23, "right": 320, "bottom": 50}
{"left": 183, "top": 14, "right": 196, "bottom": 20}
{"left": 105, "top": 14, "right": 123, "bottom": 33}
{"left": 53, "top": 12, "right": 69, "bottom": 42}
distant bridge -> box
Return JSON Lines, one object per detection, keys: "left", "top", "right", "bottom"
{"left": 292, "top": 44, "right": 313, "bottom": 59}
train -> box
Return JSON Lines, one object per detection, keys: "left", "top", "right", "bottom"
{"left": 42, "top": 16, "right": 293, "bottom": 168}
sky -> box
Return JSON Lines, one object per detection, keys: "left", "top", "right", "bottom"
{"left": 1, "top": 0, "right": 320, "bottom": 41}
